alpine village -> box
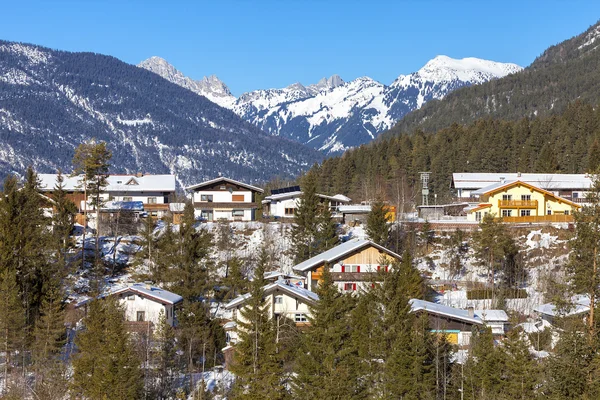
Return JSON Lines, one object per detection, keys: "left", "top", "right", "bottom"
{"left": 5, "top": 7, "right": 600, "bottom": 400}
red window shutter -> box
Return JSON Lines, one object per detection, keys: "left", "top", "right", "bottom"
{"left": 357, "top": 265, "right": 361, "bottom": 273}
{"left": 371, "top": 283, "right": 375, "bottom": 289}
{"left": 353, "top": 283, "right": 357, "bottom": 291}
{"left": 385, "top": 266, "right": 389, "bottom": 272}
{"left": 341, "top": 265, "right": 345, "bottom": 273}
{"left": 377, "top": 265, "right": 380, "bottom": 271}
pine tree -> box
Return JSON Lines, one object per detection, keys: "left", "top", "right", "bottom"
{"left": 134, "top": 216, "right": 158, "bottom": 280}
{"left": 292, "top": 267, "right": 365, "bottom": 399}
{"left": 366, "top": 199, "right": 390, "bottom": 246}
{"left": 290, "top": 172, "right": 320, "bottom": 263}
{"left": 589, "top": 139, "right": 600, "bottom": 172}
{"left": 224, "top": 256, "right": 248, "bottom": 301}
{"left": 52, "top": 169, "right": 77, "bottom": 276}
{"left": 0, "top": 268, "right": 26, "bottom": 394}
{"left": 151, "top": 310, "right": 177, "bottom": 400}
{"left": 230, "top": 248, "right": 288, "bottom": 399}
{"left": 72, "top": 139, "right": 112, "bottom": 271}
{"left": 72, "top": 297, "right": 143, "bottom": 400}
{"left": 568, "top": 174, "right": 600, "bottom": 336}
{"left": 315, "top": 203, "right": 339, "bottom": 253}
{"left": 499, "top": 328, "right": 539, "bottom": 399}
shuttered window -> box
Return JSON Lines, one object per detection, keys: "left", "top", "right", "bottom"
{"left": 232, "top": 194, "right": 245, "bottom": 202}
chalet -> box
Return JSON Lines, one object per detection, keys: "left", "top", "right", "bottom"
{"left": 262, "top": 185, "right": 351, "bottom": 219}
{"left": 466, "top": 179, "right": 580, "bottom": 223}
{"left": 76, "top": 282, "right": 183, "bottom": 328}
{"left": 38, "top": 173, "right": 176, "bottom": 219}
{"left": 292, "top": 239, "right": 402, "bottom": 293}
{"left": 409, "top": 299, "right": 483, "bottom": 346}
{"left": 185, "top": 177, "right": 264, "bottom": 221}
{"left": 225, "top": 279, "right": 319, "bottom": 328}
{"left": 452, "top": 172, "right": 592, "bottom": 203}
{"left": 474, "top": 309, "right": 510, "bottom": 336}
{"left": 534, "top": 295, "right": 590, "bottom": 324}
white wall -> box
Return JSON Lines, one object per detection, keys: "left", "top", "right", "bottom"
{"left": 269, "top": 197, "right": 300, "bottom": 218}
{"left": 233, "top": 291, "right": 313, "bottom": 326}
{"left": 110, "top": 191, "right": 168, "bottom": 204}
{"left": 117, "top": 293, "right": 176, "bottom": 326}
{"left": 192, "top": 190, "right": 253, "bottom": 203}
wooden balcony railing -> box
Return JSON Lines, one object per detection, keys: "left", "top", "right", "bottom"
{"left": 501, "top": 215, "right": 574, "bottom": 223}
{"left": 498, "top": 200, "right": 538, "bottom": 208}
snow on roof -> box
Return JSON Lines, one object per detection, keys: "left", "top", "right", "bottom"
{"left": 293, "top": 239, "right": 401, "bottom": 272}
{"left": 75, "top": 282, "right": 183, "bottom": 307}
{"left": 263, "top": 271, "right": 305, "bottom": 281}
{"left": 185, "top": 177, "right": 264, "bottom": 193}
{"left": 409, "top": 299, "right": 483, "bottom": 325}
{"left": 534, "top": 295, "right": 590, "bottom": 317}
{"left": 104, "top": 201, "right": 144, "bottom": 211}
{"left": 224, "top": 280, "right": 319, "bottom": 310}
{"left": 472, "top": 180, "right": 519, "bottom": 195}
{"left": 453, "top": 173, "right": 593, "bottom": 190}
{"left": 471, "top": 180, "right": 580, "bottom": 207}
{"left": 518, "top": 319, "right": 552, "bottom": 334}
{"left": 262, "top": 191, "right": 351, "bottom": 203}
{"left": 223, "top": 321, "right": 237, "bottom": 330}
{"left": 474, "top": 309, "right": 509, "bottom": 322}
{"left": 338, "top": 205, "right": 371, "bottom": 213}
{"left": 38, "top": 174, "right": 176, "bottom": 192}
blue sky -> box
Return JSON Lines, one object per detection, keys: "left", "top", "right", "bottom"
{"left": 1, "top": 1, "right": 599, "bottom": 95}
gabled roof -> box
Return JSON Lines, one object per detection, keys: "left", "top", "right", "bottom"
{"left": 534, "top": 295, "right": 590, "bottom": 318}
{"left": 409, "top": 299, "right": 483, "bottom": 325}
{"left": 292, "top": 239, "right": 401, "bottom": 272}
{"left": 472, "top": 180, "right": 581, "bottom": 208}
{"left": 75, "top": 283, "right": 183, "bottom": 307}
{"left": 224, "top": 280, "right": 319, "bottom": 310}
{"left": 474, "top": 309, "right": 509, "bottom": 322}
{"left": 452, "top": 173, "right": 593, "bottom": 190}
{"left": 262, "top": 191, "right": 351, "bottom": 203}
{"left": 185, "top": 177, "right": 264, "bottom": 193}
{"left": 263, "top": 271, "right": 305, "bottom": 281}
{"left": 467, "top": 203, "right": 492, "bottom": 213}
{"left": 38, "top": 174, "right": 176, "bottom": 192}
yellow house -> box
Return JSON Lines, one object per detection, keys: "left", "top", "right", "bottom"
{"left": 467, "top": 179, "right": 580, "bottom": 223}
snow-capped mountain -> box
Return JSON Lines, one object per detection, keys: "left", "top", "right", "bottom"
{"left": 0, "top": 41, "right": 322, "bottom": 185}
{"left": 139, "top": 55, "right": 522, "bottom": 153}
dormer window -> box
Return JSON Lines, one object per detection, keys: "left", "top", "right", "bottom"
{"left": 126, "top": 178, "right": 139, "bottom": 185}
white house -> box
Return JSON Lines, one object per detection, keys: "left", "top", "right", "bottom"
{"left": 292, "top": 239, "right": 402, "bottom": 293}
{"left": 262, "top": 185, "right": 351, "bottom": 218}
{"left": 76, "top": 282, "right": 183, "bottom": 327}
{"left": 38, "top": 173, "right": 177, "bottom": 218}
{"left": 451, "top": 172, "right": 592, "bottom": 203}
{"left": 185, "top": 177, "right": 264, "bottom": 221}
{"left": 534, "top": 295, "right": 590, "bottom": 324}
{"left": 474, "top": 309, "right": 509, "bottom": 336}
{"left": 225, "top": 279, "right": 319, "bottom": 331}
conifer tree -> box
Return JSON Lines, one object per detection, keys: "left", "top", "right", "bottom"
{"left": 72, "top": 139, "right": 112, "bottom": 269}
{"left": 52, "top": 169, "right": 77, "bottom": 275}
{"left": 292, "top": 267, "right": 365, "bottom": 399}
{"left": 499, "top": 328, "right": 539, "bottom": 399}
{"left": 231, "top": 248, "right": 288, "bottom": 399}
{"left": 0, "top": 268, "right": 26, "bottom": 395}
{"left": 151, "top": 310, "right": 177, "bottom": 400}
{"left": 315, "top": 203, "right": 339, "bottom": 253}
{"left": 134, "top": 216, "right": 158, "bottom": 280}
{"left": 290, "top": 171, "right": 320, "bottom": 263}
{"left": 568, "top": 173, "right": 600, "bottom": 335}
{"left": 72, "top": 297, "right": 143, "bottom": 400}
{"left": 366, "top": 198, "right": 390, "bottom": 246}
{"left": 224, "top": 256, "right": 248, "bottom": 301}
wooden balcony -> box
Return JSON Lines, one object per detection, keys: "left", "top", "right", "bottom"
{"left": 501, "top": 215, "right": 574, "bottom": 223}
{"left": 498, "top": 200, "right": 538, "bottom": 208}
{"left": 143, "top": 203, "right": 169, "bottom": 211}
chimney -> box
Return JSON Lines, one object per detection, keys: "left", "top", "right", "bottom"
{"left": 499, "top": 176, "right": 505, "bottom": 184}
{"left": 144, "top": 281, "right": 152, "bottom": 290}
{"left": 517, "top": 172, "right": 521, "bottom": 177}
{"left": 136, "top": 172, "right": 143, "bottom": 178}
{"left": 467, "top": 306, "right": 474, "bottom": 318}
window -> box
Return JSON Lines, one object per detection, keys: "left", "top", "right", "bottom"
{"left": 521, "top": 195, "right": 531, "bottom": 201}
{"left": 147, "top": 197, "right": 157, "bottom": 204}
{"left": 127, "top": 294, "right": 135, "bottom": 300}
{"left": 565, "top": 210, "right": 569, "bottom": 216}
{"left": 232, "top": 194, "right": 245, "bottom": 202}
{"left": 151, "top": 211, "right": 158, "bottom": 217}
{"left": 232, "top": 209, "right": 244, "bottom": 217}
{"left": 502, "top": 194, "right": 512, "bottom": 201}
{"left": 573, "top": 192, "right": 579, "bottom": 199}
{"left": 501, "top": 209, "right": 512, "bottom": 217}
{"left": 274, "top": 296, "right": 283, "bottom": 304}
{"left": 547, "top": 210, "right": 552, "bottom": 215}
{"left": 123, "top": 196, "right": 133, "bottom": 202}
{"left": 344, "top": 265, "right": 360, "bottom": 273}
{"left": 343, "top": 283, "right": 356, "bottom": 291}
{"left": 136, "top": 311, "right": 145, "bottom": 322}
{"left": 475, "top": 211, "right": 482, "bottom": 222}
{"left": 295, "top": 314, "right": 308, "bottom": 323}
{"left": 520, "top": 210, "right": 531, "bottom": 216}
{"left": 285, "top": 208, "right": 295, "bottom": 216}
{"left": 200, "top": 194, "right": 213, "bottom": 202}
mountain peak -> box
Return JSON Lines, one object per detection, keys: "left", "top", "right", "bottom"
{"left": 310, "top": 74, "right": 345, "bottom": 91}
{"left": 416, "top": 55, "right": 522, "bottom": 83}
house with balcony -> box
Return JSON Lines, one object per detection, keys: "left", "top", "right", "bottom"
{"left": 292, "top": 239, "right": 402, "bottom": 293}
{"left": 262, "top": 185, "right": 351, "bottom": 219}
{"left": 224, "top": 278, "right": 319, "bottom": 329}
{"left": 466, "top": 179, "right": 581, "bottom": 223}
{"left": 452, "top": 172, "right": 593, "bottom": 204}
{"left": 185, "top": 177, "right": 264, "bottom": 221}
{"left": 38, "top": 173, "right": 176, "bottom": 221}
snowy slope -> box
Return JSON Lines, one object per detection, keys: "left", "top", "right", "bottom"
{"left": 139, "top": 56, "right": 522, "bottom": 153}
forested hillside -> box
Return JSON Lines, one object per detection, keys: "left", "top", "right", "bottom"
{"left": 0, "top": 41, "right": 322, "bottom": 185}
{"left": 309, "top": 101, "right": 600, "bottom": 204}
{"left": 384, "top": 21, "right": 600, "bottom": 136}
